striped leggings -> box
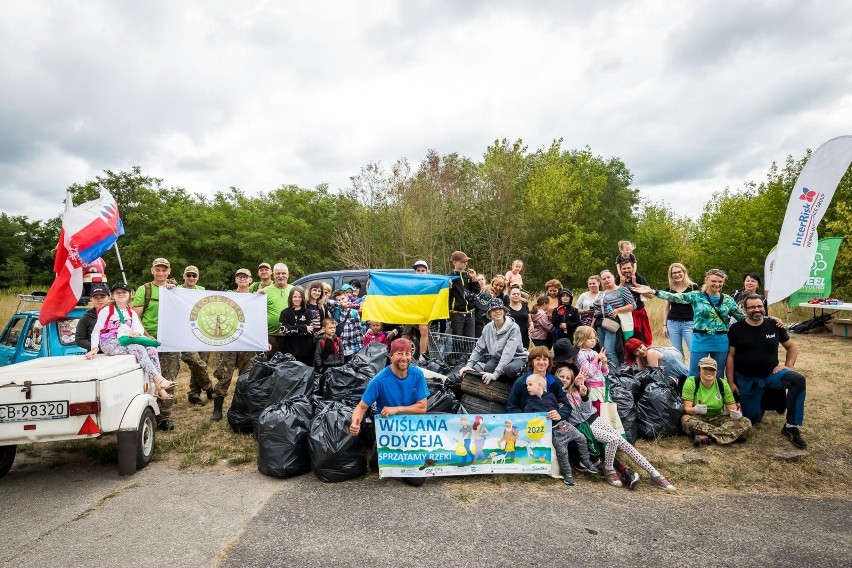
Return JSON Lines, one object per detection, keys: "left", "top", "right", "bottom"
{"left": 589, "top": 416, "right": 660, "bottom": 478}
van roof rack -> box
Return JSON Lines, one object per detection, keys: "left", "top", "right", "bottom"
{"left": 16, "top": 293, "right": 88, "bottom": 314}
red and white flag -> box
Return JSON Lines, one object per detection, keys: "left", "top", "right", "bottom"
{"left": 39, "top": 191, "right": 125, "bottom": 325}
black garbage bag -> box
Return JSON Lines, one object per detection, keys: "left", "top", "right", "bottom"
{"left": 323, "top": 364, "right": 370, "bottom": 401}
{"left": 421, "top": 356, "right": 451, "bottom": 376}
{"left": 309, "top": 400, "right": 367, "bottom": 482}
{"left": 444, "top": 361, "right": 467, "bottom": 392}
{"left": 426, "top": 388, "right": 458, "bottom": 413}
{"left": 424, "top": 372, "right": 445, "bottom": 396}
{"left": 635, "top": 367, "right": 666, "bottom": 390}
{"left": 610, "top": 369, "right": 642, "bottom": 398}
{"left": 257, "top": 396, "right": 314, "bottom": 478}
{"left": 228, "top": 356, "right": 280, "bottom": 434}
{"left": 349, "top": 342, "right": 388, "bottom": 377}
{"left": 610, "top": 384, "right": 639, "bottom": 444}
{"left": 636, "top": 380, "right": 684, "bottom": 439}
{"left": 269, "top": 360, "right": 316, "bottom": 404}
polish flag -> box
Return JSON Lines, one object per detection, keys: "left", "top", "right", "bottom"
{"left": 40, "top": 191, "right": 124, "bottom": 325}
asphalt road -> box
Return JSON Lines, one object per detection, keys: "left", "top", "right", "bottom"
{"left": 2, "top": 460, "right": 850, "bottom": 568}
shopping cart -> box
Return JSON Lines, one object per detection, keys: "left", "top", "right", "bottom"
{"left": 426, "top": 332, "right": 477, "bottom": 367}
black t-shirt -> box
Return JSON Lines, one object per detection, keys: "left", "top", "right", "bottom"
{"left": 728, "top": 318, "right": 790, "bottom": 377}
{"left": 665, "top": 283, "right": 700, "bottom": 321}
{"left": 620, "top": 273, "right": 649, "bottom": 310}
{"left": 507, "top": 303, "right": 530, "bottom": 348}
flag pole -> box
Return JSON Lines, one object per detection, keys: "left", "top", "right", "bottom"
{"left": 113, "top": 241, "right": 128, "bottom": 285}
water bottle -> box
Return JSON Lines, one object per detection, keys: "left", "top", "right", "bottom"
{"left": 605, "top": 303, "right": 613, "bottom": 315}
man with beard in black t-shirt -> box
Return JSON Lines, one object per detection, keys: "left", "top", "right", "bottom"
{"left": 726, "top": 294, "right": 807, "bottom": 448}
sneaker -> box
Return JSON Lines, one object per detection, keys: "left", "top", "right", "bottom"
{"left": 622, "top": 468, "right": 640, "bottom": 490}
{"left": 563, "top": 475, "right": 575, "bottom": 487}
{"left": 653, "top": 475, "right": 676, "bottom": 492}
{"left": 605, "top": 469, "right": 623, "bottom": 487}
{"left": 782, "top": 425, "right": 808, "bottom": 448}
{"left": 157, "top": 419, "right": 175, "bottom": 432}
{"left": 576, "top": 461, "right": 599, "bottom": 474}
{"left": 693, "top": 434, "right": 714, "bottom": 446}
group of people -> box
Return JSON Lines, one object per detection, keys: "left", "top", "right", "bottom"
{"left": 75, "top": 243, "right": 809, "bottom": 489}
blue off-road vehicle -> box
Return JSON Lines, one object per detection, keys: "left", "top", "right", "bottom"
{"left": 0, "top": 295, "right": 87, "bottom": 367}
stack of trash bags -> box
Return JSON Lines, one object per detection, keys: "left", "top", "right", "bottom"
{"left": 227, "top": 343, "right": 466, "bottom": 482}
{"left": 607, "top": 366, "right": 685, "bottom": 443}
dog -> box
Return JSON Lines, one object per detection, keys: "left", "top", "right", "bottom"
{"left": 489, "top": 452, "right": 507, "bottom": 464}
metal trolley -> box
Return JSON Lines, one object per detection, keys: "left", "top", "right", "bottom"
{"left": 426, "top": 331, "right": 477, "bottom": 367}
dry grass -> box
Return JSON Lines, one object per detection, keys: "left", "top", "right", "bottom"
{"left": 4, "top": 293, "right": 852, "bottom": 496}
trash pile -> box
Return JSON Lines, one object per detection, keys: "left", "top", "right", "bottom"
{"left": 607, "top": 367, "right": 684, "bottom": 442}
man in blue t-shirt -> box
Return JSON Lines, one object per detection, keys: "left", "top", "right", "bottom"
{"left": 349, "top": 338, "right": 429, "bottom": 486}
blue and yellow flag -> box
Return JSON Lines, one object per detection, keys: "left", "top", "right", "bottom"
{"left": 362, "top": 271, "right": 451, "bottom": 325}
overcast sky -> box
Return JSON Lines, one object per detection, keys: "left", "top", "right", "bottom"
{"left": 1, "top": 0, "right": 850, "bottom": 222}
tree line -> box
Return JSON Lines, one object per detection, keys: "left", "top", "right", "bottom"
{"left": 2, "top": 140, "right": 850, "bottom": 301}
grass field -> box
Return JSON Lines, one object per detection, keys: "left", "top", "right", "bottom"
{"left": 3, "top": 291, "right": 852, "bottom": 496}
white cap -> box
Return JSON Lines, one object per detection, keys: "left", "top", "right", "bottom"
{"left": 413, "top": 259, "right": 429, "bottom": 270}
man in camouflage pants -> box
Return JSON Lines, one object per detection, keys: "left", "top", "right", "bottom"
{"left": 132, "top": 257, "right": 179, "bottom": 431}
{"left": 179, "top": 265, "right": 215, "bottom": 406}
{"left": 210, "top": 268, "right": 259, "bottom": 421}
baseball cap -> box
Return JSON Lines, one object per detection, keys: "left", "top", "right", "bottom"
{"left": 341, "top": 284, "right": 353, "bottom": 292}
{"left": 89, "top": 283, "right": 110, "bottom": 297}
{"left": 451, "top": 251, "right": 471, "bottom": 262}
{"left": 413, "top": 259, "right": 429, "bottom": 270}
{"left": 698, "top": 356, "right": 718, "bottom": 370}
{"left": 183, "top": 265, "right": 199, "bottom": 276}
{"left": 152, "top": 258, "right": 170, "bottom": 268}
{"left": 258, "top": 262, "right": 271, "bottom": 270}
{"left": 389, "top": 338, "right": 412, "bottom": 356}
{"left": 111, "top": 282, "right": 131, "bottom": 293}
{"left": 235, "top": 268, "right": 252, "bottom": 277}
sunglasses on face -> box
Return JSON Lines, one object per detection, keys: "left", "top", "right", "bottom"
{"left": 185, "top": 274, "right": 198, "bottom": 278}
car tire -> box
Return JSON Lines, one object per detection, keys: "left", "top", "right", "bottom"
{"left": 459, "top": 394, "right": 507, "bottom": 415}
{"left": 136, "top": 407, "right": 156, "bottom": 470}
{"left": 0, "top": 445, "right": 16, "bottom": 478}
{"left": 459, "top": 375, "right": 511, "bottom": 405}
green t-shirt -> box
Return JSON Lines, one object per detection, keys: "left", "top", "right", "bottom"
{"left": 132, "top": 282, "right": 162, "bottom": 339}
{"left": 179, "top": 285, "right": 205, "bottom": 290}
{"left": 264, "top": 283, "right": 292, "bottom": 333}
{"left": 682, "top": 376, "right": 735, "bottom": 417}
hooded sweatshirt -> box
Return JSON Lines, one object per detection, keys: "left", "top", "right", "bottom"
{"left": 466, "top": 316, "right": 528, "bottom": 376}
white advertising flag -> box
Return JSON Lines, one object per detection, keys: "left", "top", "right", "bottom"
{"left": 766, "top": 136, "right": 852, "bottom": 305}
{"left": 157, "top": 288, "right": 267, "bottom": 352}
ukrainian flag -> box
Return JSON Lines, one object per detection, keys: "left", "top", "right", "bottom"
{"left": 362, "top": 271, "right": 452, "bottom": 325}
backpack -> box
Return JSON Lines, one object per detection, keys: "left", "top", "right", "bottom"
{"left": 683, "top": 375, "right": 725, "bottom": 405}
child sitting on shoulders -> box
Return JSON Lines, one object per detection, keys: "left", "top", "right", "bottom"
{"left": 615, "top": 240, "right": 638, "bottom": 278}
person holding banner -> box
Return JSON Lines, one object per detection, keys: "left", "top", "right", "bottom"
{"left": 349, "top": 338, "right": 429, "bottom": 487}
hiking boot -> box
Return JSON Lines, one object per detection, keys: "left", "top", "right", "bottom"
{"left": 157, "top": 419, "right": 175, "bottom": 432}
{"left": 653, "top": 475, "right": 676, "bottom": 492}
{"left": 693, "top": 434, "right": 714, "bottom": 446}
{"left": 604, "top": 469, "right": 623, "bottom": 487}
{"left": 576, "top": 461, "right": 599, "bottom": 475}
{"left": 188, "top": 393, "right": 206, "bottom": 406}
{"left": 782, "top": 425, "right": 807, "bottom": 448}
{"left": 621, "top": 467, "right": 640, "bottom": 490}
{"left": 563, "top": 474, "right": 575, "bottom": 487}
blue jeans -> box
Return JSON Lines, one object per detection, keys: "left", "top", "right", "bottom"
{"left": 596, "top": 326, "right": 620, "bottom": 369}
{"left": 687, "top": 350, "right": 727, "bottom": 378}
{"left": 666, "top": 319, "right": 693, "bottom": 358}
{"left": 735, "top": 369, "right": 806, "bottom": 426}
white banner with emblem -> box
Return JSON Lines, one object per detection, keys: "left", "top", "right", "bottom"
{"left": 157, "top": 288, "right": 267, "bottom": 352}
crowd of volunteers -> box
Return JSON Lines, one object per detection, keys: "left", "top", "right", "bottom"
{"left": 75, "top": 240, "right": 809, "bottom": 489}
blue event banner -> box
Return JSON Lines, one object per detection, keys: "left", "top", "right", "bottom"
{"left": 376, "top": 412, "right": 552, "bottom": 478}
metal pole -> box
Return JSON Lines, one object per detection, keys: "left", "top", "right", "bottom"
{"left": 113, "top": 241, "right": 128, "bottom": 285}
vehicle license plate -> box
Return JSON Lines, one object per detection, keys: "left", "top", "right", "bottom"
{"left": 0, "top": 401, "right": 69, "bottom": 422}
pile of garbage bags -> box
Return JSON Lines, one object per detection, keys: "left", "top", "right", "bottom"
{"left": 229, "top": 343, "right": 467, "bottom": 482}
{"left": 607, "top": 366, "right": 684, "bottom": 442}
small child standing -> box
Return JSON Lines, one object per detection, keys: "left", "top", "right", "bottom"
{"left": 529, "top": 295, "right": 555, "bottom": 347}
{"left": 551, "top": 289, "right": 581, "bottom": 342}
{"left": 573, "top": 326, "right": 607, "bottom": 414}
{"left": 314, "top": 317, "right": 345, "bottom": 373}
{"left": 615, "top": 240, "right": 638, "bottom": 278}
{"left": 327, "top": 290, "right": 364, "bottom": 361}
{"left": 363, "top": 320, "right": 390, "bottom": 348}
{"left": 523, "top": 374, "right": 597, "bottom": 486}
